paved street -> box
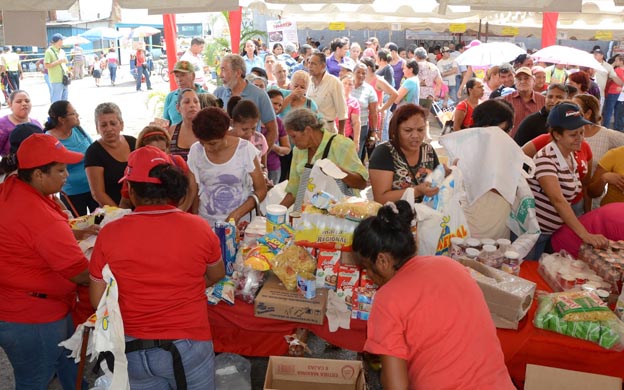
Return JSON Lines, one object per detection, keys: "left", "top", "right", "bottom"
{"left": 1, "top": 67, "right": 173, "bottom": 139}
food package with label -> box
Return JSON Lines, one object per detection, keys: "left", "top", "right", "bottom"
{"left": 269, "top": 245, "right": 317, "bottom": 291}
{"left": 243, "top": 226, "right": 294, "bottom": 271}
{"left": 336, "top": 264, "right": 360, "bottom": 310}
{"left": 351, "top": 287, "right": 376, "bottom": 321}
{"left": 327, "top": 197, "right": 382, "bottom": 221}
{"left": 315, "top": 250, "right": 341, "bottom": 290}
{"left": 577, "top": 242, "right": 624, "bottom": 294}
{"left": 294, "top": 207, "right": 359, "bottom": 251}
{"left": 539, "top": 251, "right": 611, "bottom": 293}
{"left": 534, "top": 290, "right": 624, "bottom": 350}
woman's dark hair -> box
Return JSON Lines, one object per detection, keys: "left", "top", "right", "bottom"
{"left": 227, "top": 96, "right": 260, "bottom": 123}
{"left": 568, "top": 71, "right": 590, "bottom": 93}
{"left": 267, "top": 89, "right": 284, "bottom": 100}
{"left": 359, "top": 56, "right": 377, "bottom": 72}
{"left": 176, "top": 88, "right": 196, "bottom": 106}
{"left": 192, "top": 107, "right": 231, "bottom": 141}
{"left": 129, "top": 164, "right": 188, "bottom": 204}
{"left": 465, "top": 78, "right": 481, "bottom": 95}
{"left": 574, "top": 94, "right": 601, "bottom": 124}
{"left": 352, "top": 200, "right": 416, "bottom": 270}
{"left": 16, "top": 162, "right": 55, "bottom": 182}
{"left": 251, "top": 66, "right": 268, "bottom": 79}
{"left": 377, "top": 49, "right": 391, "bottom": 63}
{"left": 0, "top": 154, "right": 17, "bottom": 175}
{"left": 8, "top": 89, "right": 28, "bottom": 104}
{"left": 388, "top": 104, "right": 427, "bottom": 148}
{"left": 404, "top": 59, "right": 419, "bottom": 76}
{"left": 45, "top": 100, "right": 70, "bottom": 130}
{"left": 272, "top": 43, "right": 283, "bottom": 54}
{"left": 472, "top": 99, "right": 514, "bottom": 132}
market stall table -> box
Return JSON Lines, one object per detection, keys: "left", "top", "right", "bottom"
{"left": 206, "top": 261, "right": 624, "bottom": 388}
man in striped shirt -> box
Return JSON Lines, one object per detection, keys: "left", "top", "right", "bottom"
{"left": 527, "top": 103, "right": 609, "bottom": 259}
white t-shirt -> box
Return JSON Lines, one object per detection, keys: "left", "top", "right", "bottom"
{"left": 437, "top": 58, "right": 458, "bottom": 87}
{"left": 187, "top": 138, "right": 257, "bottom": 227}
{"left": 180, "top": 50, "right": 206, "bottom": 86}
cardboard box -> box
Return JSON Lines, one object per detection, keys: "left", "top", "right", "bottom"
{"left": 255, "top": 273, "right": 328, "bottom": 325}
{"left": 525, "top": 364, "right": 622, "bottom": 390}
{"left": 459, "top": 259, "right": 536, "bottom": 324}
{"left": 264, "top": 356, "right": 366, "bottom": 390}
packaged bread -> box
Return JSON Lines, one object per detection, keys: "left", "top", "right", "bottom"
{"left": 328, "top": 197, "right": 382, "bottom": 221}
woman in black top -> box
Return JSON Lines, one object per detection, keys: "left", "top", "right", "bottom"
{"left": 85, "top": 102, "right": 136, "bottom": 206}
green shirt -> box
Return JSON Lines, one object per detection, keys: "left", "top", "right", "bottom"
{"left": 44, "top": 46, "right": 67, "bottom": 83}
{"left": 285, "top": 130, "right": 368, "bottom": 196}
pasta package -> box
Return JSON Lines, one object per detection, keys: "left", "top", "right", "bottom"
{"left": 554, "top": 291, "right": 613, "bottom": 322}
{"left": 270, "top": 245, "right": 317, "bottom": 291}
{"left": 534, "top": 291, "right": 624, "bottom": 350}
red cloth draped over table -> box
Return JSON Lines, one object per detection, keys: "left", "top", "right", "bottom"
{"left": 207, "top": 262, "right": 624, "bottom": 388}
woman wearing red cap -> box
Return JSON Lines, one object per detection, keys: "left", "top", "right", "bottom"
{"left": 89, "top": 146, "right": 225, "bottom": 389}
{"left": 0, "top": 133, "right": 90, "bottom": 389}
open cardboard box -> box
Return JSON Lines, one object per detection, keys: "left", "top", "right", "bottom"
{"left": 525, "top": 364, "right": 622, "bottom": 390}
{"left": 458, "top": 259, "right": 536, "bottom": 327}
{"left": 264, "top": 356, "right": 366, "bottom": 390}
{"left": 255, "top": 273, "right": 328, "bottom": 325}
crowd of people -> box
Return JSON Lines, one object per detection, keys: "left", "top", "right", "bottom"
{"left": 1, "top": 33, "right": 624, "bottom": 390}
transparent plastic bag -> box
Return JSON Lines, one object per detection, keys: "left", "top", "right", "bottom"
{"left": 215, "top": 353, "right": 251, "bottom": 390}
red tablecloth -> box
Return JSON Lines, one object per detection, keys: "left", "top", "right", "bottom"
{"left": 207, "top": 262, "right": 624, "bottom": 388}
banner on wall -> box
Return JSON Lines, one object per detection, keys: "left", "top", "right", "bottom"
{"left": 266, "top": 19, "right": 299, "bottom": 51}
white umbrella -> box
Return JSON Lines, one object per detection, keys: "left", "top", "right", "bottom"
{"left": 62, "top": 36, "right": 91, "bottom": 46}
{"left": 454, "top": 42, "right": 526, "bottom": 67}
{"left": 531, "top": 45, "right": 606, "bottom": 72}
{"left": 80, "top": 27, "right": 124, "bottom": 41}
{"left": 132, "top": 26, "right": 161, "bottom": 38}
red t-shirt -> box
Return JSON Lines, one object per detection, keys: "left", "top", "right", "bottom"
{"left": 551, "top": 202, "right": 624, "bottom": 258}
{"left": 531, "top": 134, "right": 593, "bottom": 204}
{"left": 606, "top": 68, "right": 624, "bottom": 95}
{"left": 89, "top": 205, "right": 221, "bottom": 340}
{"left": 0, "top": 176, "right": 88, "bottom": 323}
{"left": 455, "top": 100, "right": 475, "bottom": 129}
{"left": 365, "top": 256, "right": 514, "bottom": 389}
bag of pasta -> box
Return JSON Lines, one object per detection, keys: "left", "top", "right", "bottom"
{"left": 269, "top": 245, "right": 316, "bottom": 291}
{"left": 534, "top": 290, "right": 624, "bottom": 350}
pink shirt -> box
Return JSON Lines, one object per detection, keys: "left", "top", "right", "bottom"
{"left": 344, "top": 96, "right": 360, "bottom": 139}
{"left": 552, "top": 202, "right": 624, "bottom": 257}
{"left": 365, "top": 256, "right": 514, "bottom": 389}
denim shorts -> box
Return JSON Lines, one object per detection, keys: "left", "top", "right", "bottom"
{"left": 125, "top": 337, "right": 216, "bottom": 390}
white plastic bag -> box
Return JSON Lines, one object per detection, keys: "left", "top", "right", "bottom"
{"left": 507, "top": 177, "right": 540, "bottom": 259}
{"left": 304, "top": 159, "right": 352, "bottom": 204}
{"left": 400, "top": 187, "right": 445, "bottom": 256}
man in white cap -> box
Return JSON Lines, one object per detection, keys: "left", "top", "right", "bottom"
{"left": 44, "top": 33, "right": 69, "bottom": 103}
{"left": 591, "top": 47, "right": 622, "bottom": 106}
{"left": 503, "top": 66, "right": 546, "bottom": 138}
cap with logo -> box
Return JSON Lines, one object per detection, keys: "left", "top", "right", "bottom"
{"left": 547, "top": 102, "right": 593, "bottom": 129}
{"left": 17, "top": 134, "right": 83, "bottom": 169}
{"left": 118, "top": 146, "right": 173, "bottom": 184}
{"left": 170, "top": 60, "right": 195, "bottom": 74}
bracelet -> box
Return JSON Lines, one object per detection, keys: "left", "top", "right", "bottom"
{"left": 249, "top": 192, "right": 260, "bottom": 207}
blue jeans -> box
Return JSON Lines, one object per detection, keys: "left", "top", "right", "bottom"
{"left": 135, "top": 65, "right": 152, "bottom": 90}
{"left": 126, "top": 338, "right": 216, "bottom": 390}
{"left": 602, "top": 93, "right": 619, "bottom": 128}
{"left": 50, "top": 82, "right": 68, "bottom": 103}
{"left": 108, "top": 64, "right": 117, "bottom": 83}
{"left": 0, "top": 314, "right": 85, "bottom": 390}
{"left": 526, "top": 232, "right": 552, "bottom": 261}
{"left": 615, "top": 101, "right": 624, "bottom": 131}
{"left": 44, "top": 73, "right": 52, "bottom": 101}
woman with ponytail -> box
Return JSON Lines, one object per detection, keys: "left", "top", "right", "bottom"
{"left": 89, "top": 146, "right": 225, "bottom": 389}
{"left": 45, "top": 100, "right": 97, "bottom": 216}
{"left": 352, "top": 200, "right": 514, "bottom": 390}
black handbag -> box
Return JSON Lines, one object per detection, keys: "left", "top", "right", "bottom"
{"left": 62, "top": 74, "right": 71, "bottom": 86}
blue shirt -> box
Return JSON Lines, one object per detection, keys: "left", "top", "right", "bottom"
{"left": 326, "top": 54, "right": 355, "bottom": 78}
{"left": 401, "top": 77, "right": 421, "bottom": 105}
{"left": 54, "top": 127, "right": 93, "bottom": 195}
{"left": 243, "top": 55, "right": 264, "bottom": 75}
{"left": 162, "top": 84, "right": 207, "bottom": 125}
{"left": 214, "top": 81, "right": 276, "bottom": 130}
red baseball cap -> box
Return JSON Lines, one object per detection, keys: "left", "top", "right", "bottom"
{"left": 17, "top": 134, "right": 83, "bottom": 169}
{"left": 118, "top": 146, "right": 172, "bottom": 184}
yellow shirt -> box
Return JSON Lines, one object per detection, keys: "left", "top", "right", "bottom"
{"left": 598, "top": 146, "right": 624, "bottom": 205}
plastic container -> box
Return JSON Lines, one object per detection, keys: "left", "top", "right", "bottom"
{"left": 496, "top": 238, "right": 512, "bottom": 253}
{"left": 465, "top": 247, "right": 480, "bottom": 260}
{"left": 266, "top": 204, "right": 287, "bottom": 232}
{"left": 450, "top": 237, "right": 465, "bottom": 259}
{"left": 480, "top": 238, "right": 496, "bottom": 247}
{"left": 466, "top": 238, "right": 481, "bottom": 250}
{"left": 501, "top": 250, "right": 521, "bottom": 275}
{"left": 479, "top": 245, "right": 503, "bottom": 268}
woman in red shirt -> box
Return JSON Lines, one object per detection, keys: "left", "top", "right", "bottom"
{"left": 0, "top": 133, "right": 89, "bottom": 389}
{"left": 453, "top": 77, "right": 484, "bottom": 131}
{"left": 89, "top": 146, "right": 225, "bottom": 389}
{"left": 352, "top": 201, "right": 515, "bottom": 390}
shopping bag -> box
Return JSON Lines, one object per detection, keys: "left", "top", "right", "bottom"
{"left": 507, "top": 177, "right": 540, "bottom": 259}
{"left": 92, "top": 265, "right": 130, "bottom": 390}
{"left": 401, "top": 187, "right": 445, "bottom": 256}
{"left": 304, "top": 159, "right": 353, "bottom": 204}
{"left": 427, "top": 167, "right": 471, "bottom": 255}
